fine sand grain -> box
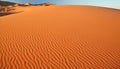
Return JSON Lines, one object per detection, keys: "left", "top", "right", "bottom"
{"left": 0, "top": 5, "right": 120, "bottom": 69}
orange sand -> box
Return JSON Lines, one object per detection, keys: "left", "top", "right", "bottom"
{"left": 0, "top": 5, "right": 120, "bottom": 69}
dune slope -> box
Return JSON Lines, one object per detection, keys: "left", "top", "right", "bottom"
{"left": 0, "top": 5, "right": 120, "bottom": 69}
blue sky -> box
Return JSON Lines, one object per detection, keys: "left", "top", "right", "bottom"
{"left": 4, "top": 0, "right": 120, "bottom": 9}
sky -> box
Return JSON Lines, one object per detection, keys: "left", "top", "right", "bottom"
{"left": 3, "top": 0, "right": 120, "bottom": 9}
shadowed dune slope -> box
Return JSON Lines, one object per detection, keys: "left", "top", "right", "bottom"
{"left": 0, "top": 5, "right": 120, "bottom": 69}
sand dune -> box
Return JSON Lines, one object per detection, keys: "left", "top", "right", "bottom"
{"left": 0, "top": 5, "right": 120, "bottom": 69}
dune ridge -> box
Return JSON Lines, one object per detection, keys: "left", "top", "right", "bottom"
{"left": 0, "top": 5, "right": 120, "bottom": 69}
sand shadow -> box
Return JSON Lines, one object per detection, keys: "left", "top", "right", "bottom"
{"left": 0, "top": 11, "right": 22, "bottom": 17}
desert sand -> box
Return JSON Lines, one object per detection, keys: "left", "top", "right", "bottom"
{"left": 0, "top": 5, "right": 120, "bottom": 69}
